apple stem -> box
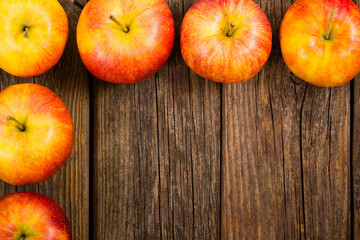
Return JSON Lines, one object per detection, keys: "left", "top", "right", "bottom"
{"left": 19, "top": 236, "right": 25, "bottom": 240}
{"left": 324, "top": 7, "right": 338, "bottom": 40}
{"left": 226, "top": 23, "right": 235, "bottom": 37}
{"left": 24, "top": 27, "right": 29, "bottom": 38}
{"left": 109, "top": 14, "right": 129, "bottom": 33}
{"left": 7, "top": 116, "right": 25, "bottom": 132}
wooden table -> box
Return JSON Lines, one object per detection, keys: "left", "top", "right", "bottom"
{"left": 0, "top": 0, "right": 359, "bottom": 239}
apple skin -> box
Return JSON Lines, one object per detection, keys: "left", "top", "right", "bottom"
{"left": 0, "top": 84, "right": 73, "bottom": 185}
{"left": 280, "top": 0, "right": 360, "bottom": 87}
{"left": 0, "top": 0, "right": 68, "bottom": 77}
{"left": 180, "top": 0, "right": 272, "bottom": 83}
{"left": 77, "top": 0, "right": 175, "bottom": 84}
{"left": 0, "top": 192, "right": 71, "bottom": 240}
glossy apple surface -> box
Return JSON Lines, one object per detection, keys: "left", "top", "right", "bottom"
{"left": 280, "top": 0, "right": 360, "bottom": 87}
{"left": 0, "top": 84, "right": 73, "bottom": 185}
{"left": 180, "top": 0, "right": 272, "bottom": 83}
{"left": 0, "top": 0, "right": 68, "bottom": 77}
{"left": 77, "top": 0, "right": 175, "bottom": 84}
{"left": 0, "top": 192, "right": 71, "bottom": 240}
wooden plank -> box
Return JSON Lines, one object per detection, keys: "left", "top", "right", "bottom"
{"left": 0, "top": 1, "right": 90, "bottom": 239}
{"left": 188, "top": 74, "right": 221, "bottom": 240}
{"left": 301, "top": 86, "right": 351, "bottom": 239}
{"left": 92, "top": 78, "right": 161, "bottom": 239}
{"left": 92, "top": 0, "right": 221, "bottom": 239}
{"left": 222, "top": 0, "right": 299, "bottom": 238}
{"left": 155, "top": 0, "right": 222, "bottom": 238}
{"left": 354, "top": 71, "right": 360, "bottom": 240}
{"left": 353, "top": 2, "right": 360, "bottom": 239}
{"left": 156, "top": 65, "right": 221, "bottom": 240}
{"left": 222, "top": 0, "right": 351, "bottom": 239}
{"left": 221, "top": 62, "right": 291, "bottom": 239}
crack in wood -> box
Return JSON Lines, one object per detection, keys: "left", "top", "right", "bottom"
{"left": 73, "top": 0, "right": 85, "bottom": 9}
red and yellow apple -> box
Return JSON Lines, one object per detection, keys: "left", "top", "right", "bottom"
{"left": 0, "top": 0, "right": 68, "bottom": 77}
{"left": 180, "top": 0, "right": 272, "bottom": 83}
{"left": 280, "top": 0, "right": 360, "bottom": 87}
{"left": 0, "top": 84, "right": 73, "bottom": 185}
{"left": 77, "top": 0, "right": 175, "bottom": 84}
{"left": 0, "top": 192, "right": 71, "bottom": 240}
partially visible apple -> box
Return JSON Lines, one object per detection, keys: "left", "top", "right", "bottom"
{"left": 180, "top": 0, "right": 272, "bottom": 83}
{"left": 0, "top": 84, "right": 73, "bottom": 185}
{"left": 0, "top": 0, "right": 68, "bottom": 77}
{"left": 77, "top": 0, "right": 175, "bottom": 84}
{"left": 0, "top": 192, "right": 71, "bottom": 240}
{"left": 280, "top": 0, "right": 360, "bottom": 87}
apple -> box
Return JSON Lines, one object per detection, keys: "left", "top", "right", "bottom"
{"left": 0, "top": 84, "right": 73, "bottom": 185}
{"left": 0, "top": 192, "right": 71, "bottom": 240}
{"left": 280, "top": 0, "right": 360, "bottom": 87}
{"left": 180, "top": 0, "right": 272, "bottom": 83}
{"left": 0, "top": 0, "right": 68, "bottom": 77}
{"left": 77, "top": 0, "right": 175, "bottom": 84}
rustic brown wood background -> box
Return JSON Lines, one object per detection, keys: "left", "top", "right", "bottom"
{"left": 1, "top": 0, "right": 359, "bottom": 239}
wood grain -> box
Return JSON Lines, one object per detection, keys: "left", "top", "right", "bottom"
{"left": 158, "top": 0, "right": 221, "bottom": 239}
{"left": 92, "top": 78, "right": 161, "bottom": 239}
{"left": 0, "top": 0, "right": 90, "bottom": 239}
{"left": 222, "top": 0, "right": 351, "bottom": 239}
{"left": 92, "top": 0, "right": 221, "bottom": 239}
{"left": 156, "top": 59, "right": 221, "bottom": 240}
{"left": 302, "top": 86, "right": 351, "bottom": 239}
{"left": 353, "top": 2, "right": 360, "bottom": 240}
{"left": 354, "top": 75, "right": 360, "bottom": 240}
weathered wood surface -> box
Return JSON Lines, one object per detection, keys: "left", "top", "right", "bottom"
{"left": 222, "top": 0, "right": 351, "bottom": 239}
{"left": 92, "top": 0, "right": 221, "bottom": 237}
{"left": 0, "top": 0, "right": 358, "bottom": 239}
